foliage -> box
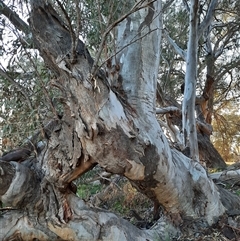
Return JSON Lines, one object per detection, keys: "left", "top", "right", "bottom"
{"left": 77, "top": 183, "right": 102, "bottom": 200}
{"left": 0, "top": 0, "right": 139, "bottom": 151}
{"left": 89, "top": 179, "right": 153, "bottom": 221}
{"left": 75, "top": 166, "right": 152, "bottom": 220}
{"left": 212, "top": 102, "right": 240, "bottom": 162}
{"left": 159, "top": 1, "right": 188, "bottom": 99}
{"left": 0, "top": 2, "right": 64, "bottom": 151}
{"left": 49, "top": 0, "right": 132, "bottom": 60}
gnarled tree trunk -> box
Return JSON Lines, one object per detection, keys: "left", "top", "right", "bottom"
{"left": 0, "top": 0, "right": 235, "bottom": 240}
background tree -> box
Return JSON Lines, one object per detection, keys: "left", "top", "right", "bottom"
{"left": 212, "top": 102, "right": 240, "bottom": 162}
{"left": 0, "top": 0, "right": 240, "bottom": 240}
{"left": 158, "top": 0, "right": 240, "bottom": 168}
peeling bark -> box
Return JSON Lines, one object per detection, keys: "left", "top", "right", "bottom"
{"left": 0, "top": 194, "right": 179, "bottom": 241}
{"left": 0, "top": 0, "right": 232, "bottom": 240}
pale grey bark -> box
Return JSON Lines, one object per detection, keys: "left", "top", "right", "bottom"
{"left": 182, "top": 0, "right": 199, "bottom": 161}
{"left": 114, "top": 0, "right": 225, "bottom": 224}
{"left": 162, "top": 0, "right": 223, "bottom": 164}
{"left": 198, "top": 0, "right": 218, "bottom": 38}
{"left": 163, "top": 29, "right": 187, "bottom": 60}
{"left": 0, "top": 0, "right": 230, "bottom": 240}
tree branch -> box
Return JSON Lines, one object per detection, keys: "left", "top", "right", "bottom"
{"left": 156, "top": 106, "right": 213, "bottom": 136}
{"left": 198, "top": 0, "right": 218, "bottom": 38}
{"left": 0, "top": 0, "right": 30, "bottom": 34}
{"left": 182, "top": 0, "right": 190, "bottom": 12}
{"left": 214, "top": 23, "right": 239, "bottom": 58}
{"left": 0, "top": 161, "right": 41, "bottom": 210}
{"left": 163, "top": 29, "right": 187, "bottom": 60}
{"left": 0, "top": 67, "right": 33, "bottom": 110}
{"left": 162, "top": 0, "right": 175, "bottom": 12}
{"left": 91, "top": 0, "right": 157, "bottom": 77}
{"left": 156, "top": 106, "right": 180, "bottom": 115}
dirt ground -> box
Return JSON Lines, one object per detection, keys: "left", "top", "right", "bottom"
{"left": 79, "top": 166, "right": 240, "bottom": 241}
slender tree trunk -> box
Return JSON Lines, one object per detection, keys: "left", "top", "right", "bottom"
{"left": 182, "top": 0, "right": 199, "bottom": 161}
{"left": 205, "top": 54, "right": 216, "bottom": 124}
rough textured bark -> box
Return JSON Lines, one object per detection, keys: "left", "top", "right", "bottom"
{"left": 0, "top": 0, "right": 231, "bottom": 240}
{"left": 0, "top": 192, "right": 179, "bottom": 241}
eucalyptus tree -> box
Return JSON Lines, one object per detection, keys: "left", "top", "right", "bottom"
{"left": 158, "top": 0, "right": 240, "bottom": 168}
{"left": 0, "top": 0, "right": 240, "bottom": 240}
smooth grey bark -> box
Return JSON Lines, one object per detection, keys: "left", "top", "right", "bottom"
{"left": 163, "top": 0, "right": 226, "bottom": 167}
{"left": 113, "top": 0, "right": 224, "bottom": 224}
{"left": 182, "top": 0, "right": 199, "bottom": 161}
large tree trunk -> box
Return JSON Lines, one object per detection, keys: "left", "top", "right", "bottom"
{"left": 0, "top": 0, "right": 231, "bottom": 240}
